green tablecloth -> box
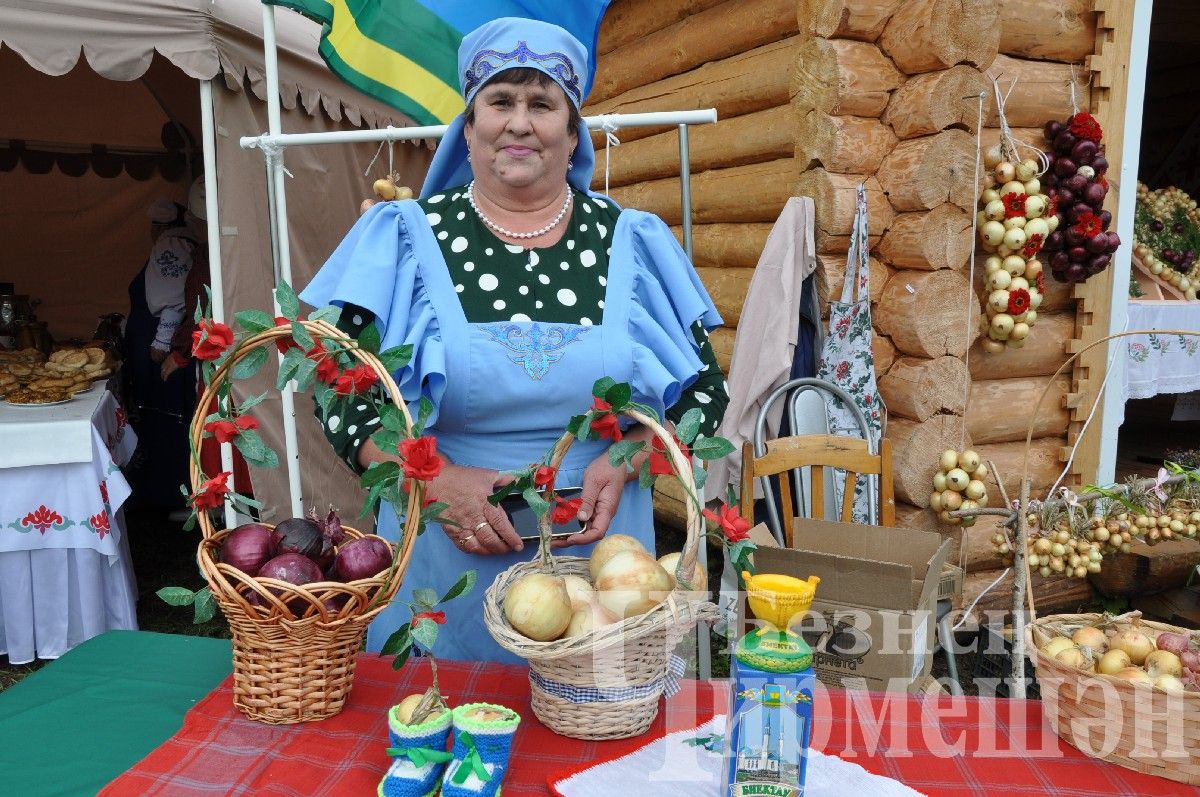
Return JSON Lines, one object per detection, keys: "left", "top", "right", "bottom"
{"left": 0, "top": 631, "right": 232, "bottom": 797}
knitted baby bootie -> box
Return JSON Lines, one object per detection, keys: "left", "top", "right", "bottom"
{"left": 440, "top": 703, "right": 521, "bottom": 797}
{"left": 378, "top": 703, "right": 454, "bottom": 797}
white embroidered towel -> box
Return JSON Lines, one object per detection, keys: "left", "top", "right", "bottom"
{"left": 552, "top": 716, "right": 925, "bottom": 797}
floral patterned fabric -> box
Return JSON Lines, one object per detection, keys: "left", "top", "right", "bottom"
{"left": 814, "top": 185, "right": 885, "bottom": 523}
{"left": 1124, "top": 300, "right": 1200, "bottom": 400}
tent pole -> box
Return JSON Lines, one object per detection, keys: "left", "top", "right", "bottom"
{"left": 261, "top": 3, "right": 304, "bottom": 519}
{"left": 199, "top": 79, "right": 238, "bottom": 532}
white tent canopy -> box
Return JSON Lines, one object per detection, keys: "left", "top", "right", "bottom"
{"left": 1, "top": 0, "right": 431, "bottom": 524}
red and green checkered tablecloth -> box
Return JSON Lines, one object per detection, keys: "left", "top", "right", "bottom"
{"left": 100, "top": 654, "right": 1200, "bottom": 796}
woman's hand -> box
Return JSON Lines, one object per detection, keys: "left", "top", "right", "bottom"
{"left": 428, "top": 464, "right": 524, "bottom": 556}
{"left": 555, "top": 425, "right": 661, "bottom": 550}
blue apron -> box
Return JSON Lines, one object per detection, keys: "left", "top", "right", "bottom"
{"left": 301, "top": 199, "right": 719, "bottom": 664}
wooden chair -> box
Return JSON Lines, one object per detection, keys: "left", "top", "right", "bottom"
{"left": 739, "top": 434, "right": 895, "bottom": 547}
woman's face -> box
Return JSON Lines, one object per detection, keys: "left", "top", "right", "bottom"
{"left": 464, "top": 77, "right": 577, "bottom": 195}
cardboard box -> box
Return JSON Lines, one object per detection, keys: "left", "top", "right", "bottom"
{"left": 746, "top": 518, "right": 952, "bottom": 693}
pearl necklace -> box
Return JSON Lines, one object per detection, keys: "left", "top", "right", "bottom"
{"left": 466, "top": 181, "right": 571, "bottom": 240}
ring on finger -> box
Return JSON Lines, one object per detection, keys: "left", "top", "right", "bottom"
{"left": 473, "top": 521, "right": 490, "bottom": 533}
{"left": 459, "top": 533, "right": 476, "bottom": 545}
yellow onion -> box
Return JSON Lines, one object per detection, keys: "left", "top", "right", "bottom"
{"left": 940, "top": 450, "right": 960, "bottom": 471}
{"left": 1040, "top": 636, "right": 1075, "bottom": 660}
{"left": 596, "top": 551, "right": 673, "bottom": 619}
{"left": 588, "top": 534, "right": 647, "bottom": 581}
{"left": 1113, "top": 667, "right": 1154, "bottom": 688}
{"left": 394, "top": 693, "right": 425, "bottom": 725}
{"left": 1055, "top": 646, "right": 1088, "bottom": 670}
{"left": 1145, "top": 649, "right": 1184, "bottom": 679}
{"left": 561, "top": 574, "right": 595, "bottom": 611}
{"left": 563, "top": 602, "right": 618, "bottom": 638}
{"left": 1072, "top": 626, "right": 1108, "bottom": 652}
{"left": 1097, "top": 649, "right": 1131, "bottom": 675}
{"left": 1110, "top": 628, "right": 1155, "bottom": 665}
{"left": 658, "top": 551, "right": 708, "bottom": 592}
{"left": 503, "top": 573, "right": 572, "bottom": 641}
{"left": 1154, "top": 674, "right": 1186, "bottom": 695}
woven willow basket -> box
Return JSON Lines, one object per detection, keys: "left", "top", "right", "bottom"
{"left": 482, "top": 407, "right": 718, "bottom": 740}
{"left": 1026, "top": 612, "right": 1200, "bottom": 785}
{"left": 192, "top": 319, "right": 422, "bottom": 725}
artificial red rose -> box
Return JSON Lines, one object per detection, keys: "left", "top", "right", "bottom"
{"left": 401, "top": 479, "right": 437, "bottom": 509}
{"left": 703, "top": 503, "right": 751, "bottom": 543}
{"left": 1073, "top": 211, "right": 1102, "bottom": 239}
{"left": 398, "top": 436, "right": 443, "bottom": 481}
{"left": 649, "top": 434, "right": 691, "bottom": 477}
{"left": 1001, "top": 192, "right": 1026, "bottom": 218}
{"left": 1069, "top": 112, "right": 1103, "bottom": 143}
{"left": 191, "top": 320, "right": 234, "bottom": 361}
{"left": 589, "top": 397, "right": 622, "bottom": 442}
{"left": 204, "top": 418, "right": 241, "bottom": 444}
{"left": 551, "top": 496, "right": 583, "bottom": 525}
{"left": 191, "top": 472, "right": 231, "bottom": 511}
{"left": 274, "top": 316, "right": 298, "bottom": 354}
{"left": 1046, "top": 195, "right": 1060, "bottom": 219}
{"left": 533, "top": 466, "right": 557, "bottom": 489}
{"left": 234, "top": 415, "right": 259, "bottom": 432}
{"left": 306, "top": 340, "right": 341, "bottom": 384}
{"left": 1021, "top": 233, "right": 1045, "bottom": 258}
{"left": 1008, "top": 287, "right": 1031, "bottom": 316}
{"left": 333, "top": 364, "right": 378, "bottom": 396}
{"left": 1036, "top": 271, "right": 1046, "bottom": 293}
{"left": 412, "top": 610, "right": 446, "bottom": 626}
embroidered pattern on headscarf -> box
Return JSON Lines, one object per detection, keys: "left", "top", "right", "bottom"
{"left": 463, "top": 41, "right": 581, "bottom": 106}
{"left": 480, "top": 322, "right": 589, "bottom": 380}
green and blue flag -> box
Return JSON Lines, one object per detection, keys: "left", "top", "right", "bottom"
{"left": 265, "top": 0, "right": 612, "bottom": 126}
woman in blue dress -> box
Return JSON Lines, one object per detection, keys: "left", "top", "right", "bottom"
{"left": 301, "top": 18, "right": 728, "bottom": 664}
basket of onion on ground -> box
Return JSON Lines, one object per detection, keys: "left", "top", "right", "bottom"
{"left": 1028, "top": 611, "right": 1200, "bottom": 784}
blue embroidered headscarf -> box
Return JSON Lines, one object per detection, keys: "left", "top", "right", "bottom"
{"left": 420, "top": 18, "right": 596, "bottom": 198}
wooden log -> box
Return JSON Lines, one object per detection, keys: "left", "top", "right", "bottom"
{"left": 800, "top": 0, "right": 904, "bottom": 42}
{"left": 594, "top": 106, "right": 793, "bottom": 190}
{"left": 1088, "top": 541, "right": 1200, "bottom": 599}
{"left": 879, "top": 0, "right": 1000, "bottom": 74}
{"left": 967, "top": 375, "right": 1070, "bottom": 444}
{"left": 796, "top": 111, "right": 897, "bottom": 173}
{"left": 816, "top": 253, "right": 890, "bottom": 307}
{"left": 883, "top": 66, "right": 989, "bottom": 139}
{"left": 590, "top": 0, "right": 798, "bottom": 105}
{"left": 876, "top": 130, "right": 977, "bottom": 211}
{"left": 816, "top": 229, "right": 883, "bottom": 255}
{"left": 791, "top": 38, "right": 905, "bottom": 118}
{"left": 697, "top": 267, "right": 753, "bottom": 327}
{"left": 984, "top": 54, "right": 1090, "bottom": 130}
{"left": 876, "top": 269, "right": 981, "bottom": 358}
{"left": 673, "top": 223, "right": 774, "bottom": 269}
{"left": 873, "top": 332, "right": 896, "bottom": 375}
{"left": 980, "top": 127, "right": 1049, "bottom": 163}
{"left": 960, "top": 567, "right": 1095, "bottom": 621}
{"left": 711, "top": 327, "right": 735, "bottom": 374}
{"left": 879, "top": 205, "right": 973, "bottom": 271}
{"left": 894, "top": 501, "right": 943, "bottom": 533}
{"left": 606, "top": 158, "right": 801, "bottom": 226}
{"left": 963, "top": 522, "right": 1009, "bottom": 572}
{"left": 597, "top": 0, "right": 728, "bottom": 55}
{"left": 585, "top": 37, "right": 799, "bottom": 144}
{"left": 999, "top": 0, "right": 1097, "bottom": 63}
{"left": 967, "top": 310, "right": 1071, "bottom": 379}
{"left": 796, "top": 170, "right": 895, "bottom": 238}
{"left": 878, "top": 356, "right": 970, "bottom": 422}
{"left": 973, "top": 436, "right": 1064, "bottom": 502}
{"left": 886, "top": 414, "right": 969, "bottom": 507}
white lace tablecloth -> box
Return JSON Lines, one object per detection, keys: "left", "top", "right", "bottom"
{"left": 1124, "top": 300, "right": 1200, "bottom": 400}
{"left": 0, "top": 389, "right": 139, "bottom": 664}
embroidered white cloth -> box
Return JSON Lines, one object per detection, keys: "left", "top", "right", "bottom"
{"left": 1123, "top": 300, "right": 1200, "bottom": 400}
{"left": 0, "top": 389, "right": 138, "bottom": 663}
{"left": 552, "top": 715, "right": 925, "bottom": 797}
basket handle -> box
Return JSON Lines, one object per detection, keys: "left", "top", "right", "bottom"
{"left": 536, "top": 405, "right": 703, "bottom": 590}
{"left": 188, "top": 318, "right": 421, "bottom": 553}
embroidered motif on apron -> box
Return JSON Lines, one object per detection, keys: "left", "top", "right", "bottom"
{"left": 369, "top": 217, "right": 658, "bottom": 664}
{"left": 815, "top": 185, "right": 885, "bottom": 523}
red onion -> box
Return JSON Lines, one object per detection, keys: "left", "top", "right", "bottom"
{"left": 1046, "top": 231, "right": 1065, "bottom": 251}
{"left": 1092, "top": 156, "right": 1109, "bottom": 174}
{"left": 271, "top": 517, "right": 323, "bottom": 559}
{"left": 1064, "top": 174, "right": 1088, "bottom": 194}
{"left": 1054, "top": 131, "right": 1077, "bottom": 153}
{"left": 1051, "top": 251, "right": 1070, "bottom": 269}
{"left": 1066, "top": 263, "right": 1086, "bottom": 282}
{"left": 257, "top": 552, "right": 323, "bottom": 586}
{"left": 1084, "top": 182, "right": 1108, "bottom": 207}
{"left": 1071, "top": 202, "right": 1093, "bottom": 221}
{"left": 1106, "top": 231, "right": 1121, "bottom": 251}
{"left": 1069, "top": 246, "right": 1089, "bottom": 263}
{"left": 1071, "top": 139, "right": 1098, "bottom": 164}
{"left": 1057, "top": 188, "right": 1075, "bottom": 205}
{"left": 1099, "top": 209, "right": 1113, "bottom": 228}
{"left": 1157, "top": 632, "right": 1191, "bottom": 655}
{"left": 1054, "top": 157, "right": 1077, "bottom": 178}
{"left": 220, "top": 523, "right": 276, "bottom": 576}
{"left": 1182, "top": 650, "right": 1200, "bottom": 672}
{"left": 1088, "top": 254, "right": 1111, "bottom": 274}
{"left": 1044, "top": 120, "right": 1064, "bottom": 140}
{"left": 334, "top": 537, "right": 393, "bottom": 581}
{"left": 1065, "top": 227, "right": 1086, "bottom": 247}
{"left": 1086, "top": 233, "right": 1110, "bottom": 254}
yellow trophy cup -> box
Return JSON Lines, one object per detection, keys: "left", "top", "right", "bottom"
{"left": 737, "top": 573, "right": 820, "bottom": 672}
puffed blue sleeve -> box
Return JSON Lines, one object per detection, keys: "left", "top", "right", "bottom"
{"left": 299, "top": 201, "right": 446, "bottom": 425}
{"left": 623, "top": 210, "right": 723, "bottom": 416}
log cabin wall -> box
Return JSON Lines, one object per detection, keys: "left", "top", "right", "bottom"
{"left": 589, "top": 1, "right": 1101, "bottom": 597}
